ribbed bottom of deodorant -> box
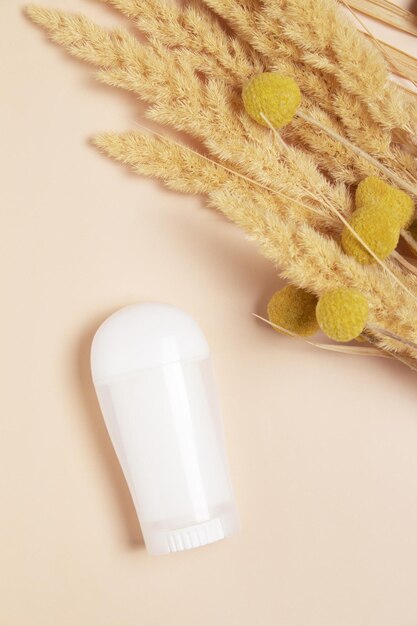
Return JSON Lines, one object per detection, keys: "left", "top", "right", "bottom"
{"left": 143, "top": 507, "right": 240, "bottom": 555}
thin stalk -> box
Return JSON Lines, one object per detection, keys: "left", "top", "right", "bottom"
{"left": 254, "top": 313, "right": 390, "bottom": 357}
{"left": 296, "top": 109, "right": 417, "bottom": 196}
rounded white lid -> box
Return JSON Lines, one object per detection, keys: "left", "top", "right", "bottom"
{"left": 91, "top": 303, "right": 210, "bottom": 383}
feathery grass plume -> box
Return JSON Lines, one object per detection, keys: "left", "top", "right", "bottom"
{"left": 100, "top": 0, "right": 264, "bottom": 84}
{"left": 260, "top": 0, "right": 415, "bottom": 133}
{"left": 94, "top": 130, "right": 336, "bottom": 230}
{"left": 199, "top": 0, "right": 417, "bottom": 188}
{"left": 99, "top": 0, "right": 370, "bottom": 185}
{"left": 218, "top": 0, "right": 416, "bottom": 144}
{"left": 198, "top": 0, "right": 377, "bottom": 130}
{"left": 197, "top": 0, "right": 353, "bottom": 127}
{"left": 25, "top": 2, "right": 416, "bottom": 225}
{"left": 94, "top": 131, "right": 230, "bottom": 194}
{"left": 26, "top": 5, "right": 353, "bottom": 230}
{"left": 26, "top": 3, "right": 416, "bottom": 258}
{"left": 285, "top": 113, "right": 379, "bottom": 186}
{"left": 102, "top": 0, "right": 415, "bottom": 189}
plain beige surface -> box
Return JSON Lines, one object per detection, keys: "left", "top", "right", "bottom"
{"left": 2, "top": 2, "right": 417, "bottom": 625}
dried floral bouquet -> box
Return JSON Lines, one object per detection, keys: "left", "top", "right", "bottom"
{"left": 26, "top": 0, "right": 417, "bottom": 369}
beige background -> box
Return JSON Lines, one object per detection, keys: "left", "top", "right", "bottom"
{"left": 2, "top": 2, "right": 417, "bottom": 625}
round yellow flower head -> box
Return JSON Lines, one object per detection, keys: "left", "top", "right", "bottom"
{"left": 242, "top": 73, "right": 301, "bottom": 129}
{"left": 316, "top": 288, "right": 368, "bottom": 342}
{"left": 267, "top": 285, "right": 319, "bottom": 337}
{"left": 341, "top": 204, "right": 400, "bottom": 264}
{"left": 355, "top": 176, "right": 414, "bottom": 228}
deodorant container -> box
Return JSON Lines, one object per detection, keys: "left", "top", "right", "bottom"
{"left": 91, "top": 303, "right": 239, "bottom": 555}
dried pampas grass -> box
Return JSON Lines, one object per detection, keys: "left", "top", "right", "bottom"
{"left": 25, "top": 0, "right": 417, "bottom": 369}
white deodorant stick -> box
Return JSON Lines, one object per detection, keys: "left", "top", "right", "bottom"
{"left": 91, "top": 303, "right": 239, "bottom": 555}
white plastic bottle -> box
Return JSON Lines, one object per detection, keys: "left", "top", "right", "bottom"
{"left": 91, "top": 303, "right": 239, "bottom": 555}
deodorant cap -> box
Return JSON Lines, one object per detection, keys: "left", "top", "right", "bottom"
{"left": 91, "top": 303, "right": 239, "bottom": 555}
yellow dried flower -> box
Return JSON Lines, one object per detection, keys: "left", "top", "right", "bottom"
{"left": 355, "top": 176, "right": 414, "bottom": 228}
{"left": 242, "top": 73, "right": 301, "bottom": 129}
{"left": 316, "top": 288, "right": 368, "bottom": 342}
{"left": 341, "top": 204, "right": 400, "bottom": 264}
{"left": 267, "top": 285, "right": 319, "bottom": 337}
